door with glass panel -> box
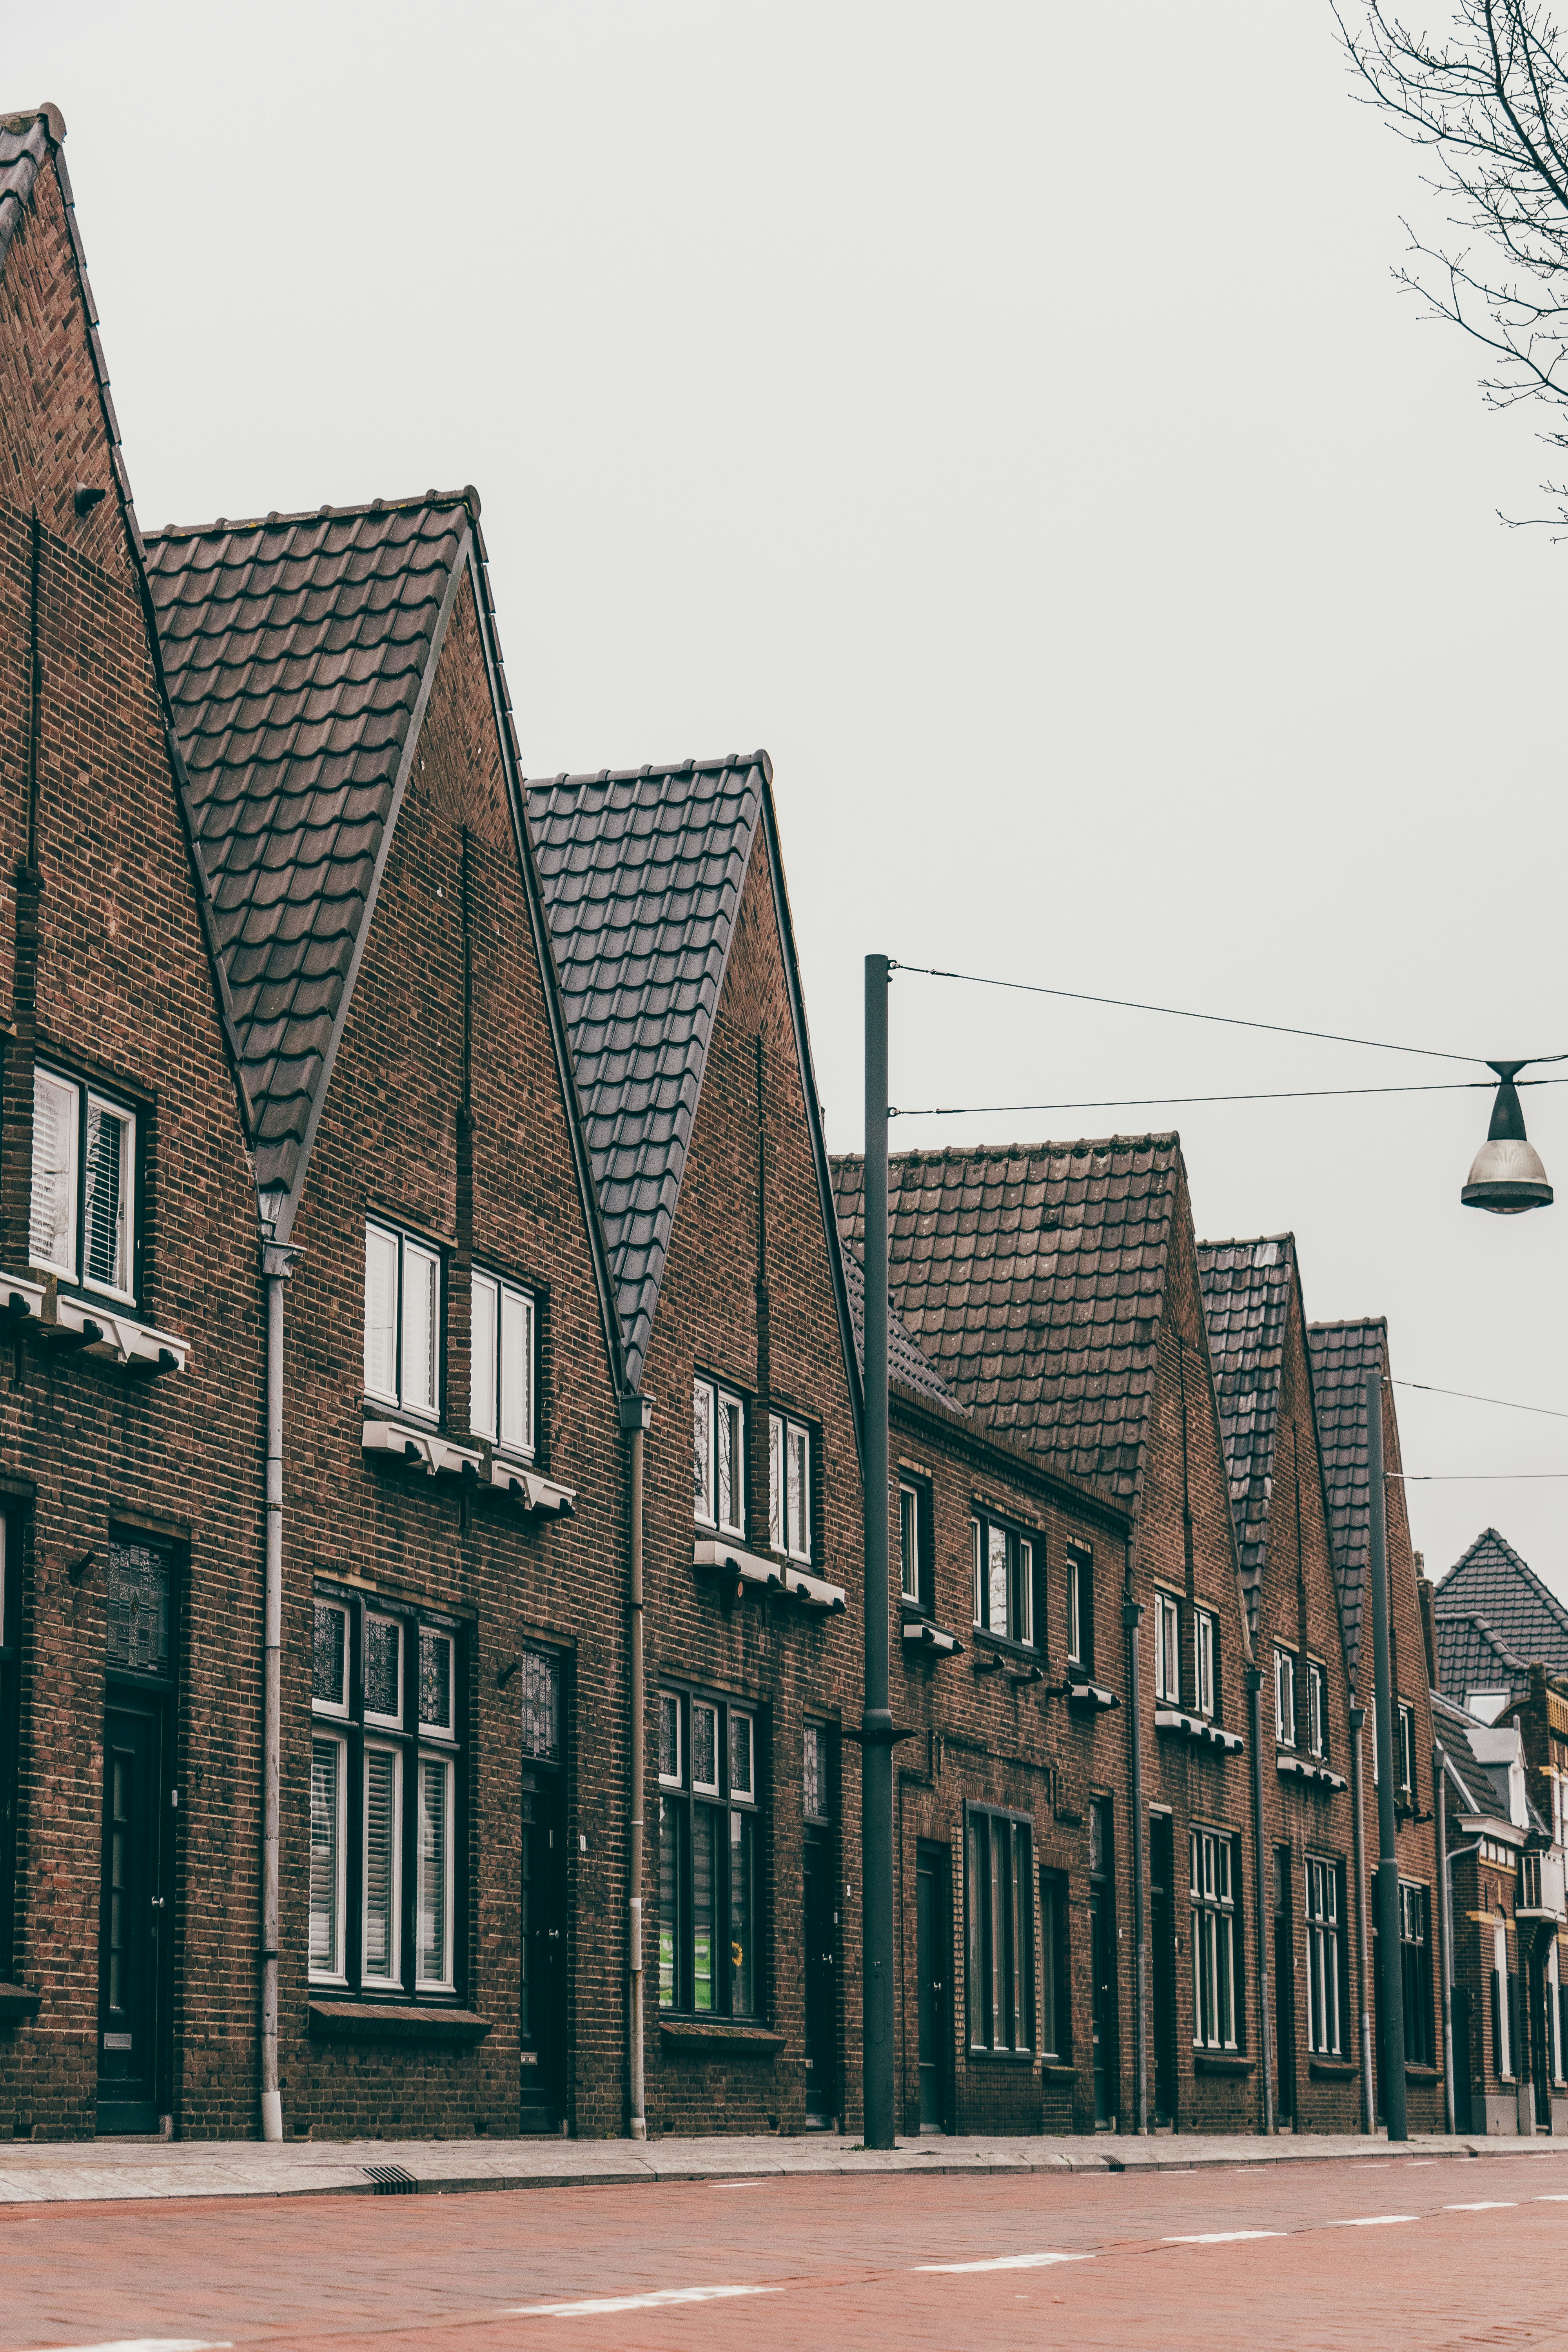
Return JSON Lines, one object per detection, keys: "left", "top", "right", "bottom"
{"left": 98, "top": 1702, "right": 166, "bottom": 2133}
{"left": 1273, "top": 1844, "right": 1296, "bottom": 2122}
{"left": 517, "top": 1647, "right": 567, "bottom": 2132}
{"left": 1149, "top": 1813, "right": 1176, "bottom": 2125}
{"left": 915, "top": 1842, "right": 952, "bottom": 2132}
{"left": 1089, "top": 1797, "right": 1117, "bottom": 2128}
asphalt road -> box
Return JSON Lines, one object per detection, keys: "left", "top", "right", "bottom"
{"left": 6, "top": 2147, "right": 1568, "bottom": 2352}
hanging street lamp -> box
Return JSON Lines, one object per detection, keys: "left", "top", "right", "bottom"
{"left": 1462, "top": 1060, "right": 1554, "bottom": 1214}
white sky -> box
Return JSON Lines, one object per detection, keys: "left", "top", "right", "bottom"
{"left": 15, "top": 3, "right": 1568, "bottom": 1608}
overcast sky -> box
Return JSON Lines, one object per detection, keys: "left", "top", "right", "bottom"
{"left": 16, "top": 3, "right": 1568, "bottom": 1606}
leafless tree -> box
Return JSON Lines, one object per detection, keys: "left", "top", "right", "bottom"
{"left": 1337, "top": 0, "right": 1568, "bottom": 526}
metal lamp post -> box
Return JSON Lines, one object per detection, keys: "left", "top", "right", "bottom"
{"left": 862, "top": 954, "right": 896, "bottom": 2149}
{"left": 1367, "top": 1365, "right": 1407, "bottom": 2140}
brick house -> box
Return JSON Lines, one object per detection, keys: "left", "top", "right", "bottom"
{"left": 834, "top": 1136, "right": 1265, "bottom": 2134}
{"left": 0, "top": 105, "right": 265, "bottom": 2138}
{"left": 1199, "top": 1237, "right": 1365, "bottom": 2133}
{"left": 1308, "top": 1318, "right": 1444, "bottom": 2134}
{"left": 526, "top": 759, "right": 864, "bottom": 2137}
{"left": 1432, "top": 1527, "right": 1568, "bottom": 1721}
{"left": 838, "top": 1246, "right": 1131, "bottom": 2137}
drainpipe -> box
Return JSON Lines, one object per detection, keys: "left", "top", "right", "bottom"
{"left": 1366, "top": 1368, "right": 1406, "bottom": 2140}
{"left": 260, "top": 1228, "right": 299, "bottom": 2143}
{"left": 1246, "top": 1664, "right": 1274, "bottom": 2134}
{"left": 1350, "top": 1700, "right": 1375, "bottom": 2132}
{"left": 621, "top": 1392, "right": 652, "bottom": 2141}
{"left": 1123, "top": 1565, "right": 1147, "bottom": 2133}
{"left": 1435, "top": 1735, "right": 1455, "bottom": 2136}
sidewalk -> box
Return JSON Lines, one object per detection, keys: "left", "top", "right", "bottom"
{"left": 0, "top": 2127, "right": 1561, "bottom": 2206}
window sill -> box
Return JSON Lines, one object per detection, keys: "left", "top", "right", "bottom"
{"left": 1308, "top": 2055, "right": 1358, "bottom": 2080}
{"left": 658, "top": 2018, "right": 784, "bottom": 2055}
{"left": 308, "top": 2000, "right": 490, "bottom": 2045}
{"left": 490, "top": 1460, "right": 575, "bottom": 1517}
{"left": 902, "top": 1615, "right": 965, "bottom": 1658}
{"left": 1156, "top": 1707, "right": 1244, "bottom": 1757}
{"left": 1066, "top": 1680, "right": 1119, "bottom": 1713}
{"left": 0, "top": 1983, "right": 40, "bottom": 2027}
{"left": 1041, "top": 2060, "right": 1077, "bottom": 2082}
{"left": 965, "top": 2045, "right": 1037, "bottom": 2067}
{"left": 972, "top": 1630, "right": 1044, "bottom": 1669}
{"left": 363, "top": 1419, "right": 483, "bottom": 1483}
{"left": 1276, "top": 1751, "right": 1348, "bottom": 1795}
{"left": 1404, "top": 2061, "right": 1441, "bottom": 2082}
{"left": 1192, "top": 2050, "right": 1255, "bottom": 2075}
{"left": 17, "top": 1279, "right": 191, "bottom": 1374}
{"left": 691, "top": 1540, "right": 845, "bottom": 1616}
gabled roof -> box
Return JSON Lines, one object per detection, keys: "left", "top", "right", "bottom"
{"left": 838, "top": 1245, "right": 969, "bottom": 1419}
{"left": 1305, "top": 1316, "right": 1386, "bottom": 1696}
{"left": 830, "top": 1136, "right": 1180, "bottom": 1507}
{"left": 144, "top": 494, "right": 484, "bottom": 1206}
{"left": 1433, "top": 1527, "right": 1568, "bottom": 1678}
{"left": 1434, "top": 1608, "right": 1532, "bottom": 1713}
{"left": 1197, "top": 1234, "right": 1294, "bottom": 1626}
{"left": 0, "top": 105, "right": 59, "bottom": 274}
{"left": 527, "top": 759, "right": 858, "bottom": 1414}
{"left": 1433, "top": 1688, "right": 1519, "bottom": 1828}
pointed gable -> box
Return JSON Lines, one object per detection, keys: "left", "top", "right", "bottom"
{"left": 1434, "top": 1526, "right": 1568, "bottom": 1681}
{"left": 1306, "top": 1316, "right": 1386, "bottom": 1695}
{"left": 831, "top": 1135, "right": 1179, "bottom": 1506}
{"left": 1197, "top": 1235, "right": 1294, "bottom": 1624}
{"left": 143, "top": 494, "right": 479, "bottom": 1204}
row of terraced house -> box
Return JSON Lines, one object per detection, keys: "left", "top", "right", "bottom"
{"left": 0, "top": 103, "right": 1564, "bottom": 2149}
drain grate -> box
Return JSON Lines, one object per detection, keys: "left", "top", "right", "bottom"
{"left": 364, "top": 2163, "right": 418, "bottom": 2194}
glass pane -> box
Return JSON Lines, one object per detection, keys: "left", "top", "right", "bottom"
{"left": 519, "top": 1647, "right": 559, "bottom": 1762}
{"left": 1068, "top": 1559, "right": 1081, "bottom": 1661}
{"left": 312, "top": 1602, "right": 346, "bottom": 1707}
{"left": 417, "top": 1755, "right": 450, "bottom": 1984}
{"left": 972, "top": 1519, "right": 982, "bottom": 1625}
{"left": 693, "top": 1808, "right": 717, "bottom": 2011}
{"left": 29, "top": 1069, "right": 77, "bottom": 1274}
{"left": 365, "top": 1615, "right": 401, "bottom": 1720}
{"left": 364, "top": 1226, "right": 399, "bottom": 1400}
{"left": 729, "top": 1712, "right": 753, "bottom": 1799}
{"left": 363, "top": 1748, "right": 398, "bottom": 1980}
{"left": 84, "top": 1100, "right": 131, "bottom": 1290}
{"left": 692, "top": 1702, "right": 717, "bottom": 1792}
{"left": 803, "top": 1723, "right": 823, "bottom": 1819}
{"left": 694, "top": 1383, "right": 713, "bottom": 1521}
{"left": 470, "top": 1274, "right": 497, "bottom": 1441}
{"left": 419, "top": 1628, "right": 452, "bottom": 1732}
{"left": 967, "top": 1821, "right": 985, "bottom": 2046}
{"left": 989, "top": 1818, "right": 1005, "bottom": 2045}
{"left": 659, "top": 1692, "right": 681, "bottom": 1782}
{"left": 900, "top": 1489, "right": 918, "bottom": 1601}
{"left": 788, "top": 1425, "right": 808, "bottom": 1555}
{"left": 730, "top": 1807, "right": 755, "bottom": 2016}
{"left": 658, "top": 1796, "right": 680, "bottom": 2009}
{"left": 310, "top": 1739, "right": 340, "bottom": 1974}
{"left": 717, "top": 1397, "right": 740, "bottom": 1530}
{"left": 1040, "top": 1877, "right": 1058, "bottom": 2057}
{"left": 105, "top": 1541, "right": 169, "bottom": 1675}
{"left": 768, "top": 1415, "right": 782, "bottom": 1550}
{"left": 500, "top": 1285, "right": 532, "bottom": 1454}
{"left": 1015, "top": 1540, "right": 1032, "bottom": 1647}
{"left": 403, "top": 1244, "right": 438, "bottom": 1416}
{"left": 989, "top": 1524, "right": 1008, "bottom": 1637}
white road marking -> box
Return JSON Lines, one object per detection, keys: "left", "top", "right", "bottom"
{"left": 1164, "top": 2230, "right": 1285, "bottom": 2243}
{"left": 1333, "top": 2214, "right": 1418, "bottom": 2227}
{"left": 1446, "top": 2201, "right": 1517, "bottom": 2211}
{"left": 708, "top": 2178, "right": 771, "bottom": 2189}
{"left": 508, "top": 2286, "right": 779, "bottom": 2318}
{"left": 1535, "top": 2194, "right": 1568, "bottom": 2202}
{"left": 916, "top": 2251, "right": 1094, "bottom": 2274}
{"left": 13, "top": 2342, "right": 233, "bottom": 2352}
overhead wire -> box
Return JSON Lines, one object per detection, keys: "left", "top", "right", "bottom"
{"left": 887, "top": 1078, "right": 1568, "bottom": 1119}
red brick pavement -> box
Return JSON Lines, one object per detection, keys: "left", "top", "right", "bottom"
{"left": 4, "top": 2150, "right": 1568, "bottom": 2352}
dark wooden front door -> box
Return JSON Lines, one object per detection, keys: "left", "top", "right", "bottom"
{"left": 97, "top": 1702, "right": 167, "bottom": 2134}
{"left": 1274, "top": 1846, "right": 1296, "bottom": 2123}
{"left": 803, "top": 1826, "right": 837, "bottom": 2126}
{"left": 915, "top": 1841, "right": 952, "bottom": 2132}
{"left": 1452, "top": 1985, "right": 1474, "bottom": 2133}
{"left": 1089, "top": 1798, "right": 1117, "bottom": 2129}
{"left": 1529, "top": 1950, "right": 1553, "bottom": 2130}
{"left": 519, "top": 1766, "right": 566, "bottom": 2133}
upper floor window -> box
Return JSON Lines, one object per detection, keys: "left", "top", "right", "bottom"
{"left": 1194, "top": 1606, "right": 1218, "bottom": 1719}
{"left": 899, "top": 1478, "right": 933, "bottom": 1612}
{"left": 971, "top": 1510, "right": 1033, "bottom": 1646}
{"left": 1397, "top": 1700, "right": 1417, "bottom": 1798}
{"left": 364, "top": 1221, "right": 441, "bottom": 1419}
{"left": 769, "top": 1411, "right": 811, "bottom": 1561}
{"left": 470, "top": 1270, "right": 535, "bottom": 1456}
{"left": 31, "top": 1065, "right": 137, "bottom": 1300}
{"left": 1154, "top": 1588, "right": 1181, "bottom": 1703}
{"left": 1274, "top": 1646, "right": 1297, "bottom": 1749}
{"left": 1067, "top": 1549, "right": 1094, "bottom": 1673}
{"left": 694, "top": 1377, "right": 746, "bottom": 1537}
{"left": 1306, "top": 1661, "right": 1328, "bottom": 1760}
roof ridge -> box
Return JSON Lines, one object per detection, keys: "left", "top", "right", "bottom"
{"left": 1197, "top": 1231, "right": 1296, "bottom": 1254}
{"left": 832, "top": 1133, "right": 1182, "bottom": 1167}
{"left": 145, "top": 486, "right": 482, "bottom": 543}
{"left": 1307, "top": 1314, "right": 1389, "bottom": 1337}
{"left": 524, "top": 751, "right": 769, "bottom": 792}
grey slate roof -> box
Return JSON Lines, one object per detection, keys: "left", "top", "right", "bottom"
{"left": 838, "top": 1244, "right": 969, "bottom": 1419}
{"left": 0, "top": 107, "right": 53, "bottom": 274}
{"left": 830, "top": 1137, "right": 1179, "bottom": 1506}
{"left": 144, "top": 495, "right": 479, "bottom": 1199}
{"left": 1197, "top": 1235, "right": 1294, "bottom": 1632}
{"left": 1434, "top": 1608, "right": 1533, "bottom": 1712}
{"left": 1433, "top": 1527, "right": 1568, "bottom": 1679}
{"left": 526, "top": 760, "right": 764, "bottom": 1396}
{"left": 1306, "top": 1316, "right": 1386, "bottom": 1697}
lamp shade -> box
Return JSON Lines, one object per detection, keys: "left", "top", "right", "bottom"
{"left": 1461, "top": 1062, "right": 1553, "bottom": 1214}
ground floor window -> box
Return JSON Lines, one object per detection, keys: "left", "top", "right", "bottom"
{"left": 309, "top": 1589, "right": 464, "bottom": 2000}
{"left": 1305, "top": 1856, "right": 1343, "bottom": 2055}
{"left": 0, "top": 1517, "right": 17, "bottom": 1978}
{"left": 1399, "top": 1880, "right": 1433, "bottom": 2065}
{"left": 1191, "top": 1826, "right": 1240, "bottom": 2050}
{"left": 657, "top": 1688, "right": 760, "bottom": 2017}
{"left": 966, "top": 1805, "right": 1033, "bottom": 2053}
{"left": 1039, "top": 1868, "right": 1069, "bottom": 2061}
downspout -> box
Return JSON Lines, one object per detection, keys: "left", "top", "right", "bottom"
{"left": 259, "top": 1225, "right": 300, "bottom": 2142}
{"left": 1124, "top": 1546, "right": 1147, "bottom": 2133}
{"left": 1435, "top": 1735, "right": 1455, "bottom": 2136}
{"left": 622, "top": 1391, "right": 652, "bottom": 2141}
{"left": 1247, "top": 1664, "right": 1274, "bottom": 2134}
{"left": 1350, "top": 1700, "right": 1375, "bottom": 2131}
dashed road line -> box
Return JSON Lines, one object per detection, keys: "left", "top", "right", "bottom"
{"left": 915, "top": 2250, "right": 1095, "bottom": 2273}
{"left": 507, "top": 2285, "right": 780, "bottom": 2317}
{"left": 1331, "top": 2214, "right": 1418, "bottom": 2226}
{"left": 1446, "top": 2201, "right": 1517, "bottom": 2211}
{"left": 1164, "top": 2230, "right": 1285, "bottom": 2243}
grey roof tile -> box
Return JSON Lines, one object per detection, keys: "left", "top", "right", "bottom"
{"left": 526, "top": 760, "right": 764, "bottom": 1393}
{"left": 1197, "top": 1235, "right": 1293, "bottom": 1630}
{"left": 838, "top": 1244, "right": 969, "bottom": 1418}
{"left": 144, "top": 495, "right": 474, "bottom": 1192}
{"left": 1306, "top": 1316, "right": 1387, "bottom": 1695}
{"left": 1433, "top": 1608, "right": 1534, "bottom": 1713}
{"left": 0, "top": 109, "right": 50, "bottom": 274}
{"left": 1432, "top": 1688, "right": 1519, "bottom": 1826}
{"left": 1432, "top": 1526, "right": 1568, "bottom": 1679}
{"left": 830, "top": 1137, "right": 1179, "bottom": 1504}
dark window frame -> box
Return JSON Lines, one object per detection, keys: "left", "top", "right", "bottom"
{"left": 965, "top": 1801, "right": 1034, "bottom": 2056}
{"left": 0, "top": 1509, "right": 22, "bottom": 1980}
{"left": 1397, "top": 1700, "right": 1417, "bottom": 1800}
{"left": 1399, "top": 1878, "right": 1434, "bottom": 2065}
{"left": 971, "top": 1508, "right": 1037, "bottom": 1650}
{"left": 1039, "top": 1866, "right": 1070, "bottom": 2062}
{"left": 30, "top": 1057, "right": 147, "bottom": 1310}
{"left": 1305, "top": 1852, "right": 1343, "bottom": 2056}
{"left": 309, "top": 1585, "right": 467, "bottom": 2007}
{"left": 898, "top": 1476, "right": 935, "bottom": 1616}
{"left": 656, "top": 1684, "right": 764, "bottom": 2022}
{"left": 1190, "top": 1823, "right": 1243, "bottom": 2052}
{"left": 1067, "top": 1548, "right": 1094, "bottom": 1675}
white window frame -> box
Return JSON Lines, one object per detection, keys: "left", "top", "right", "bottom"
{"left": 769, "top": 1410, "right": 811, "bottom": 1562}
{"left": 1307, "top": 1661, "right": 1327, "bottom": 1760}
{"left": 971, "top": 1511, "right": 1033, "bottom": 1646}
{"left": 415, "top": 1747, "right": 456, "bottom": 1993}
{"left": 30, "top": 1064, "right": 138, "bottom": 1302}
{"left": 1397, "top": 1699, "right": 1416, "bottom": 1797}
{"left": 364, "top": 1612, "right": 404, "bottom": 1731}
{"left": 364, "top": 1220, "right": 442, "bottom": 1421}
{"left": 1494, "top": 1912, "right": 1512, "bottom": 2079}
{"left": 309, "top": 1730, "right": 348, "bottom": 1985}
{"left": 1305, "top": 1856, "right": 1341, "bottom": 2056}
{"left": 899, "top": 1482, "right": 922, "bottom": 1605}
{"left": 1067, "top": 1550, "right": 1089, "bottom": 1668}
{"left": 1190, "top": 1826, "right": 1238, "bottom": 2051}
{"left": 1154, "top": 1590, "right": 1181, "bottom": 1704}
{"left": 695, "top": 1377, "right": 747, "bottom": 1537}
{"left": 470, "top": 1269, "right": 536, "bottom": 1458}
{"left": 659, "top": 1690, "right": 683, "bottom": 1789}
{"left": 691, "top": 1698, "right": 720, "bottom": 1796}
{"left": 1194, "top": 1606, "right": 1217, "bottom": 1719}
{"left": 361, "top": 1740, "right": 404, "bottom": 1985}
{"left": 1274, "top": 1646, "right": 1297, "bottom": 1749}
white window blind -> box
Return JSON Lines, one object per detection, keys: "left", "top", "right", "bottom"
{"left": 417, "top": 1753, "right": 452, "bottom": 1989}
{"left": 1155, "top": 1592, "right": 1180, "bottom": 1703}
{"left": 470, "top": 1272, "right": 497, "bottom": 1440}
{"left": 1195, "top": 1608, "right": 1216, "bottom": 1717}
{"left": 83, "top": 1096, "right": 133, "bottom": 1293}
{"left": 309, "top": 1737, "right": 344, "bottom": 1979}
{"left": 364, "top": 1226, "right": 399, "bottom": 1401}
{"left": 402, "top": 1243, "right": 439, "bottom": 1416}
{"left": 900, "top": 1486, "right": 920, "bottom": 1603}
{"left": 363, "top": 1746, "right": 400, "bottom": 1981}
{"left": 769, "top": 1412, "right": 810, "bottom": 1559}
{"left": 30, "top": 1068, "right": 78, "bottom": 1276}
{"left": 499, "top": 1284, "right": 532, "bottom": 1454}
